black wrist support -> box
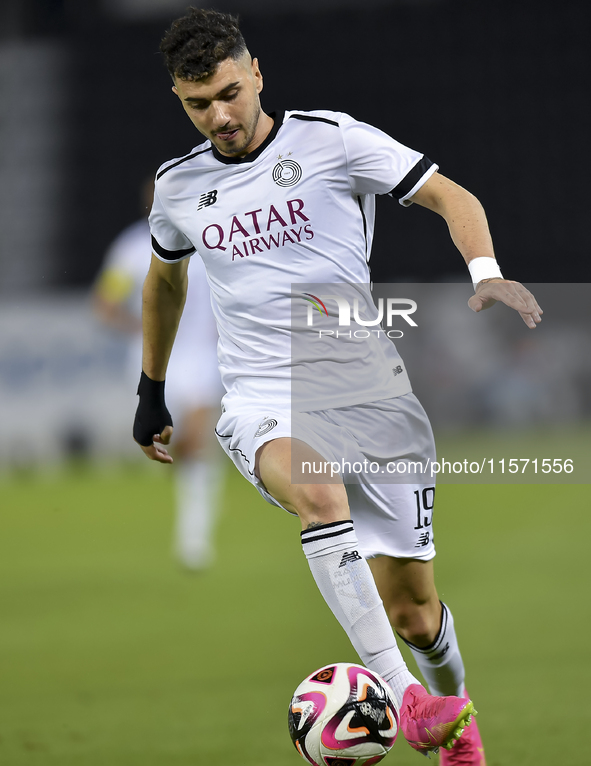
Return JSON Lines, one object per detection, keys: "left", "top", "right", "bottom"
{"left": 133, "top": 371, "right": 173, "bottom": 447}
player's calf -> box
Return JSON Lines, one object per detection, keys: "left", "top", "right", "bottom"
{"left": 301, "top": 518, "right": 420, "bottom": 706}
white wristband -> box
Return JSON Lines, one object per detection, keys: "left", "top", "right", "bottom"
{"left": 468, "top": 257, "right": 504, "bottom": 287}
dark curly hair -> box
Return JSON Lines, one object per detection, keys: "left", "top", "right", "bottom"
{"left": 160, "top": 8, "right": 248, "bottom": 82}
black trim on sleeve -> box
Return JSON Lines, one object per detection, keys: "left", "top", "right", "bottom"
{"left": 156, "top": 146, "right": 213, "bottom": 179}
{"left": 151, "top": 234, "right": 195, "bottom": 261}
{"left": 389, "top": 156, "right": 434, "bottom": 200}
{"left": 289, "top": 113, "right": 339, "bottom": 127}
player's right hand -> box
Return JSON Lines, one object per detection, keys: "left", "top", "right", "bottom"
{"left": 468, "top": 278, "right": 543, "bottom": 329}
{"left": 141, "top": 426, "right": 174, "bottom": 463}
{"left": 133, "top": 372, "right": 174, "bottom": 463}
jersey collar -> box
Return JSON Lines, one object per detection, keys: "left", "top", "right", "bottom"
{"left": 210, "top": 110, "right": 285, "bottom": 165}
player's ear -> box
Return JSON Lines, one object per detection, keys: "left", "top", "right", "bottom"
{"left": 252, "top": 57, "right": 263, "bottom": 94}
{"left": 172, "top": 85, "right": 179, "bottom": 98}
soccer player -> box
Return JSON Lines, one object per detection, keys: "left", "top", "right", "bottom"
{"left": 94, "top": 180, "right": 224, "bottom": 569}
{"left": 133, "top": 9, "right": 542, "bottom": 762}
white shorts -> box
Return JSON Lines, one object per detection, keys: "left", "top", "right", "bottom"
{"left": 215, "top": 393, "right": 437, "bottom": 561}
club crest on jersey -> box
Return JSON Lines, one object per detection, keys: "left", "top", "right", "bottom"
{"left": 272, "top": 155, "right": 302, "bottom": 187}
{"left": 254, "top": 418, "right": 278, "bottom": 437}
{"left": 197, "top": 189, "right": 218, "bottom": 210}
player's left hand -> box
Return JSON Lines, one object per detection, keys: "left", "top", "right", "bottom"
{"left": 468, "top": 278, "right": 543, "bottom": 329}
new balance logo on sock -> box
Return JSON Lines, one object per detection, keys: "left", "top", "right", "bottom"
{"left": 430, "top": 642, "right": 450, "bottom": 662}
{"left": 339, "top": 550, "right": 362, "bottom": 567}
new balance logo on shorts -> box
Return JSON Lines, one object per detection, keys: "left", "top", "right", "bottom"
{"left": 197, "top": 190, "right": 218, "bottom": 210}
{"left": 339, "top": 550, "right": 362, "bottom": 567}
{"left": 415, "top": 531, "right": 430, "bottom": 547}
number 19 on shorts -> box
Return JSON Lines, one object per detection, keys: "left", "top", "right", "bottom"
{"left": 414, "top": 487, "right": 435, "bottom": 530}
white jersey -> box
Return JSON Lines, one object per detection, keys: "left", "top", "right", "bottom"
{"left": 149, "top": 109, "right": 438, "bottom": 410}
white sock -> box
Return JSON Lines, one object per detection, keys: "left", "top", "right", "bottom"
{"left": 174, "top": 458, "right": 221, "bottom": 568}
{"left": 399, "top": 602, "right": 465, "bottom": 697}
{"left": 301, "top": 520, "right": 419, "bottom": 707}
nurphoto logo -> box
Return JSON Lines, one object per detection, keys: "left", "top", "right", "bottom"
{"left": 302, "top": 293, "right": 418, "bottom": 339}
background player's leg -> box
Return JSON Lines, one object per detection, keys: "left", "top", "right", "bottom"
{"left": 256, "top": 437, "right": 420, "bottom": 706}
{"left": 173, "top": 406, "right": 222, "bottom": 570}
{"left": 369, "top": 556, "right": 466, "bottom": 697}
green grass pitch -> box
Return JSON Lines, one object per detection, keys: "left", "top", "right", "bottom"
{"left": 0, "top": 463, "right": 589, "bottom": 765}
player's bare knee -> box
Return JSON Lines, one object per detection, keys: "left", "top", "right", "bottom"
{"left": 297, "top": 482, "right": 349, "bottom": 528}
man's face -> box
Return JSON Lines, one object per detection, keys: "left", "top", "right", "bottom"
{"left": 173, "top": 54, "right": 264, "bottom": 157}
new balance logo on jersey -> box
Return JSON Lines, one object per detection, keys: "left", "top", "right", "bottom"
{"left": 197, "top": 190, "right": 218, "bottom": 210}
{"left": 339, "top": 550, "right": 362, "bottom": 567}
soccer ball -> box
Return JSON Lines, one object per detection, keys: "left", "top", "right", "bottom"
{"left": 288, "top": 663, "right": 399, "bottom": 766}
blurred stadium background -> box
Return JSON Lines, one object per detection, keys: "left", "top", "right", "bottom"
{"left": 0, "top": 1, "right": 590, "bottom": 764}
{"left": 1, "top": 0, "right": 590, "bottom": 469}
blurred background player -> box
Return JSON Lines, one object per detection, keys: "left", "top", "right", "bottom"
{"left": 93, "top": 179, "right": 224, "bottom": 570}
